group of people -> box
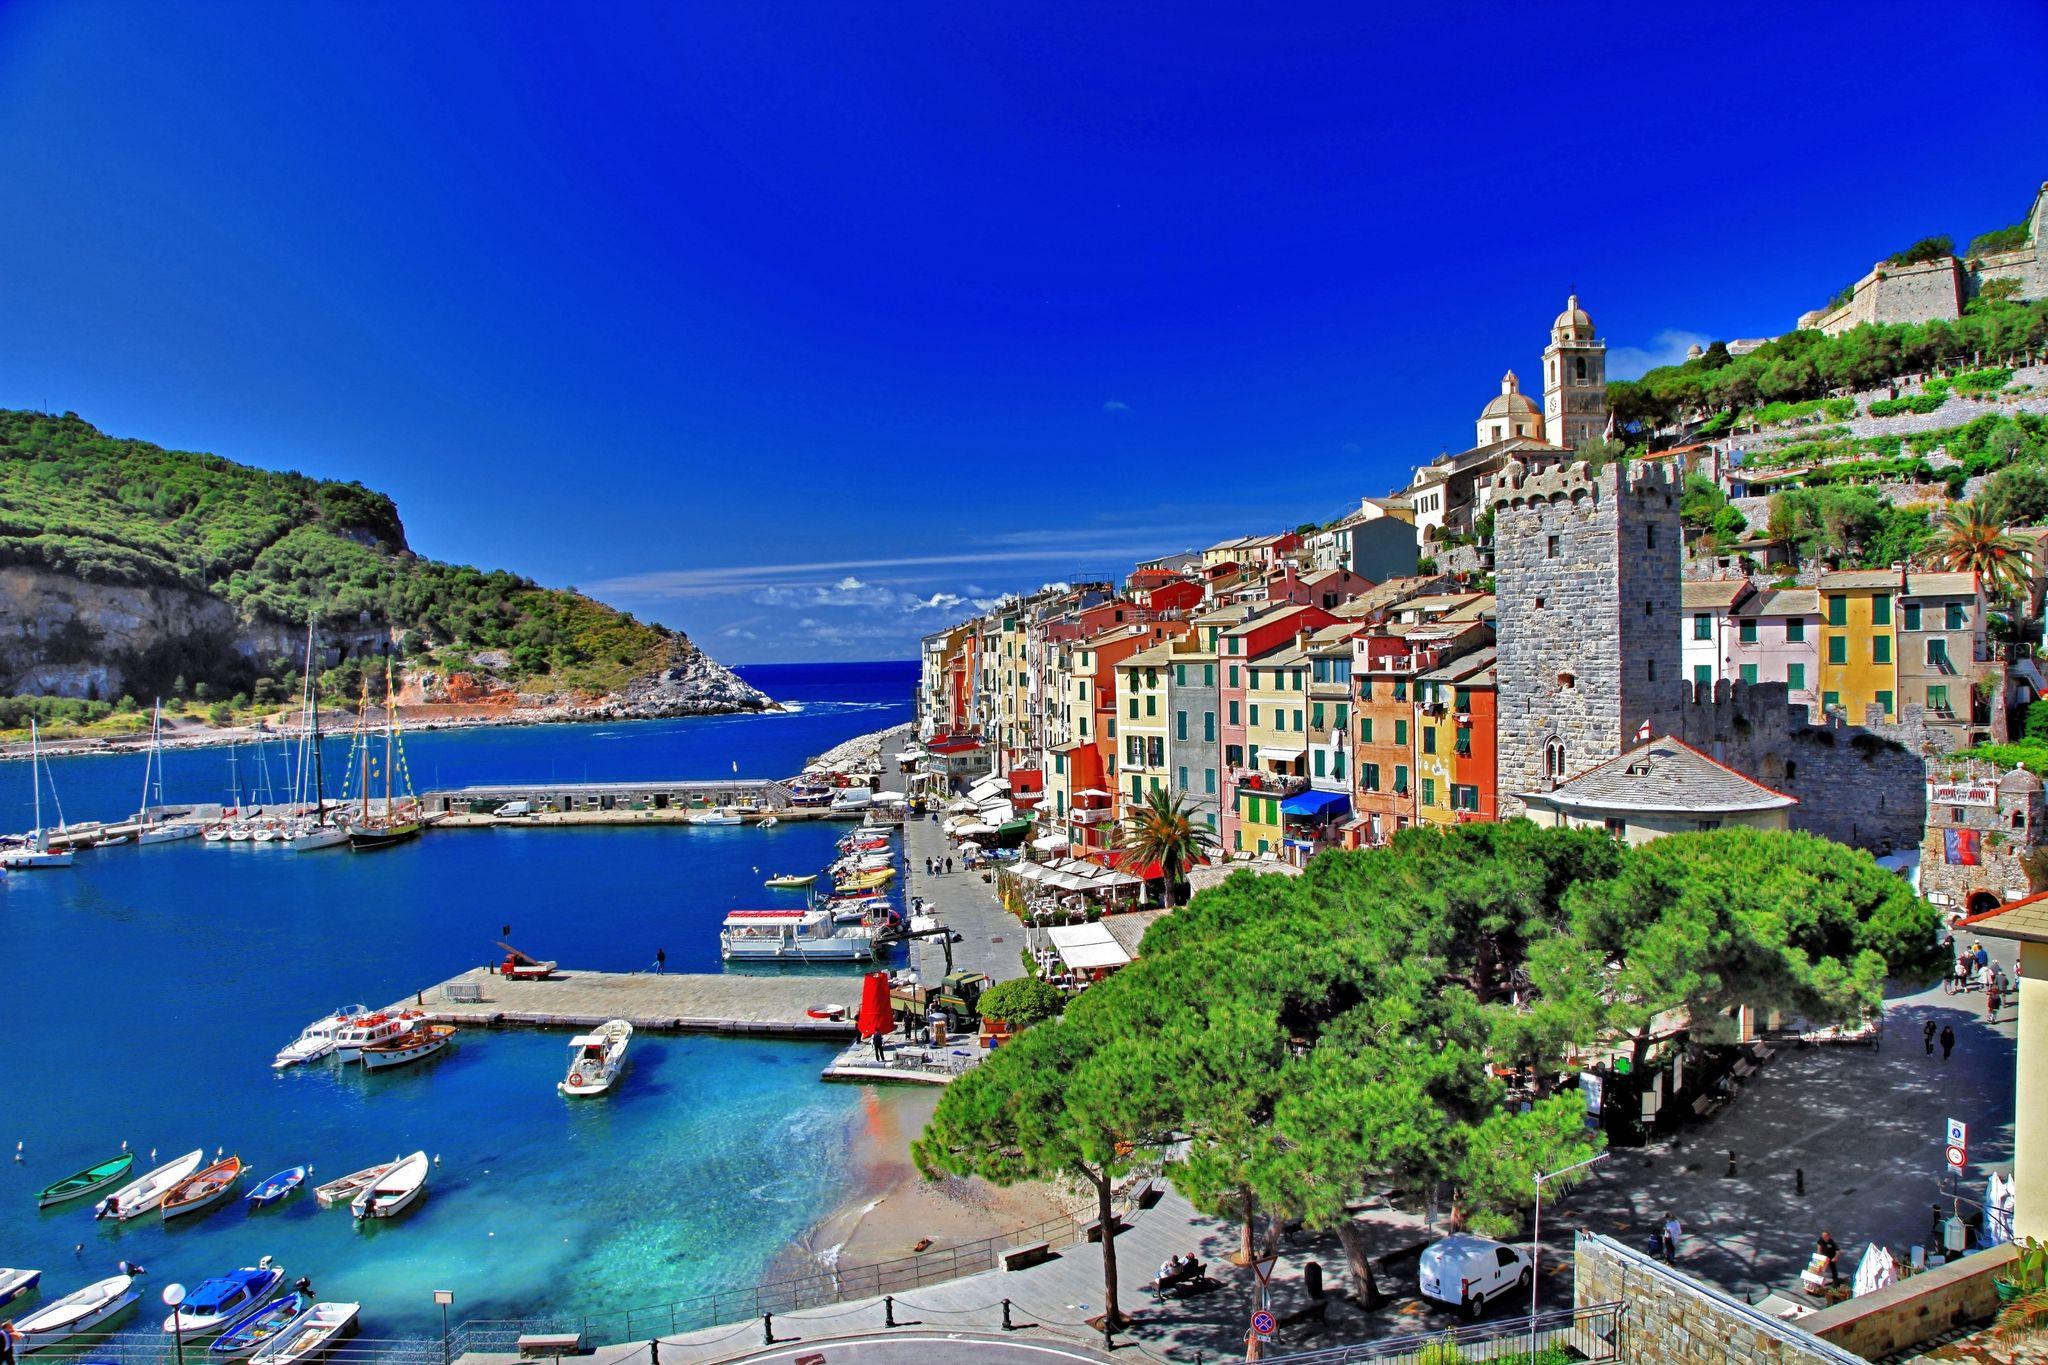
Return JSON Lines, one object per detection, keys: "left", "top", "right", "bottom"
{"left": 1952, "top": 941, "right": 2014, "bottom": 1021}
{"left": 923, "top": 855, "right": 956, "bottom": 876}
{"left": 1154, "top": 1252, "right": 1202, "bottom": 1286}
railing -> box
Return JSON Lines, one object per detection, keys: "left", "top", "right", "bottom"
{"left": 452, "top": 1211, "right": 1089, "bottom": 1353}
{"left": 46, "top": 1336, "right": 445, "bottom": 1365}
{"left": 1263, "top": 1301, "right": 1624, "bottom": 1365}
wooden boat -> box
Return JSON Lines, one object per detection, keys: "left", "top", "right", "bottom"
{"left": 347, "top": 819, "right": 421, "bottom": 851}
{"left": 330, "top": 1009, "right": 426, "bottom": 1063}
{"left": 96, "top": 1148, "right": 204, "bottom": 1220}
{"left": 344, "top": 666, "right": 422, "bottom": 853}
{"left": 765, "top": 873, "right": 818, "bottom": 889}
{"left": 211, "top": 1289, "right": 314, "bottom": 1357}
{"left": 558, "top": 1020, "right": 631, "bottom": 1097}
{"left": 359, "top": 1024, "right": 455, "bottom": 1071}
{"left": 249, "top": 1302, "right": 358, "bottom": 1365}
{"left": 0, "top": 1267, "right": 42, "bottom": 1310}
{"left": 11, "top": 1273, "right": 137, "bottom": 1352}
{"left": 36, "top": 1153, "right": 134, "bottom": 1208}
{"left": 246, "top": 1167, "right": 311, "bottom": 1208}
{"left": 162, "top": 1261, "right": 285, "bottom": 1336}
{"left": 313, "top": 1161, "right": 393, "bottom": 1208}
{"left": 162, "top": 1155, "right": 244, "bottom": 1221}
{"left": 350, "top": 1150, "right": 427, "bottom": 1221}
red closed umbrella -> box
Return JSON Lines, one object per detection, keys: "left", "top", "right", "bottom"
{"left": 856, "top": 971, "right": 893, "bottom": 1039}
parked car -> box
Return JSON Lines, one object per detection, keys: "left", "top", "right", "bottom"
{"left": 1419, "top": 1234, "right": 1531, "bottom": 1318}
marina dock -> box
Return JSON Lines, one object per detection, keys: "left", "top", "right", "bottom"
{"left": 393, "top": 968, "right": 861, "bottom": 1037}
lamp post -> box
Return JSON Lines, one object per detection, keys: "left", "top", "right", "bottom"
{"left": 435, "top": 1290, "right": 455, "bottom": 1365}
{"left": 163, "top": 1283, "right": 188, "bottom": 1365}
{"left": 1530, "top": 1153, "right": 1607, "bottom": 1363}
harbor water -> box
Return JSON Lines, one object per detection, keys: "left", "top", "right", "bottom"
{"left": 0, "top": 661, "right": 915, "bottom": 1340}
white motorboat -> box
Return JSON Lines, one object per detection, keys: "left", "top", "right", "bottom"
{"left": 329, "top": 1009, "right": 426, "bottom": 1063}
{"left": 273, "top": 1005, "right": 369, "bottom": 1070}
{"left": 12, "top": 1273, "right": 138, "bottom": 1352}
{"left": 686, "top": 807, "right": 742, "bottom": 826}
{"left": 829, "top": 789, "right": 875, "bottom": 811}
{"left": 0, "top": 1267, "right": 43, "bottom": 1310}
{"left": 720, "top": 908, "right": 879, "bottom": 962}
{"left": 313, "top": 1161, "right": 394, "bottom": 1208}
{"left": 350, "top": 1150, "right": 427, "bottom": 1220}
{"left": 249, "top": 1301, "right": 359, "bottom": 1365}
{"left": 359, "top": 1023, "right": 456, "bottom": 1071}
{"left": 161, "top": 1258, "right": 284, "bottom": 1336}
{"left": 558, "top": 1020, "right": 632, "bottom": 1097}
{"left": 136, "top": 821, "right": 202, "bottom": 845}
{"left": 96, "top": 1147, "right": 205, "bottom": 1220}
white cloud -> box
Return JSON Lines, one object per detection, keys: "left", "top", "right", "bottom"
{"left": 1103, "top": 399, "right": 1130, "bottom": 414}
{"left": 910, "top": 591, "right": 966, "bottom": 612}
{"left": 833, "top": 576, "right": 866, "bottom": 591}
{"left": 1608, "top": 329, "right": 1712, "bottom": 381}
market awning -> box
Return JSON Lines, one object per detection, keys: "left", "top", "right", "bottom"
{"left": 1281, "top": 789, "right": 1351, "bottom": 819}
{"left": 1259, "top": 747, "right": 1304, "bottom": 763}
{"left": 968, "top": 775, "right": 1010, "bottom": 800}
{"left": 1031, "top": 833, "right": 1070, "bottom": 853}
{"left": 1047, "top": 922, "right": 1132, "bottom": 972}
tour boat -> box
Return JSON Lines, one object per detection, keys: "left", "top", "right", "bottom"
{"left": 0, "top": 1267, "right": 42, "bottom": 1310}
{"left": 329, "top": 1009, "right": 426, "bottom": 1063}
{"left": 720, "top": 908, "right": 880, "bottom": 962}
{"left": 163, "top": 1261, "right": 285, "bottom": 1337}
{"left": 249, "top": 1301, "right": 358, "bottom": 1365}
{"left": 764, "top": 872, "right": 817, "bottom": 889}
{"left": 273, "top": 1005, "right": 369, "bottom": 1069}
{"left": 686, "top": 807, "right": 742, "bottom": 826}
{"left": 359, "top": 1023, "right": 456, "bottom": 1071}
{"left": 558, "top": 1020, "right": 631, "bottom": 1097}
{"left": 11, "top": 1273, "right": 138, "bottom": 1352}
{"left": 162, "top": 1155, "right": 245, "bottom": 1221}
{"left": 246, "top": 1167, "right": 311, "bottom": 1208}
{"left": 96, "top": 1148, "right": 205, "bottom": 1220}
{"left": 211, "top": 1289, "right": 315, "bottom": 1357}
{"left": 313, "top": 1161, "right": 393, "bottom": 1208}
{"left": 36, "top": 1153, "right": 135, "bottom": 1208}
{"left": 349, "top": 1150, "right": 428, "bottom": 1221}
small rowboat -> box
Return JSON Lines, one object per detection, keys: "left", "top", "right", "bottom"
{"left": 312, "top": 1161, "right": 393, "bottom": 1208}
{"left": 97, "top": 1148, "right": 205, "bottom": 1220}
{"left": 11, "top": 1273, "right": 138, "bottom": 1351}
{"left": 163, "top": 1155, "right": 244, "bottom": 1221}
{"left": 247, "top": 1167, "right": 310, "bottom": 1208}
{"left": 36, "top": 1153, "right": 135, "bottom": 1208}
{"left": 0, "top": 1266, "right": 42, "bottom": 1310}
{"left": 211, "top": 1289, "right": 314, "bottom": 1357}
{"left": 765, "top": 873, "right": 818, "bottom": 889}
{"left": 350, "top": 1150, "right": 427, "bottom": 1221}
{"left": 805, "top": 1004, "right": 846, "bottom": 1021}
{"left": 250, "top": 1302, "right": 358, "bottom": 1365}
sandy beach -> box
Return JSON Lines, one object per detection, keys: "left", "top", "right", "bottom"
{"left": 787, "top": 1086, "right": 1081, "bottom": 1277}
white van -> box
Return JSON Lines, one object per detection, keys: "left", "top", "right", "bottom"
{"left": 1418, "top": 1234, "right": 1531, "bottom": 1318}
{"left": 493, "top": 800, "right": 534, "bottom": 819}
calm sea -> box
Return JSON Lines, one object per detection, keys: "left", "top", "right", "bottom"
{"left": 0, "top": 660, "right": 915, "bottom": 1339}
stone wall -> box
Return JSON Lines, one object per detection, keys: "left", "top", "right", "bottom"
{"left": 1494, "top": 460, "right": 1685, "bottom": 815}
{"left": 1916, "top": 759, "right": 2046, "bottom": 911}
{"left": 1573, "top": 1232, "right": 1863, "bottom": 1365}
{"left": 1800, "top": 1242, "right": 2017, "bottom": 1359}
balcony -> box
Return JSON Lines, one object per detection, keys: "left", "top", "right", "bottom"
{"left": 1235, "top": 770, "right": 1310, "bottom": 797}
{"left": 1069, "top": 807, "right": 1115, "bottom": 825}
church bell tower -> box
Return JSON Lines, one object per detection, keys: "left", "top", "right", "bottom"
{"left": 1542, "top": 295, "right": 1608, "bottom": 450}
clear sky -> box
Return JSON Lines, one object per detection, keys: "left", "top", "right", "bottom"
{"left": 3, "top": 3, "right": 2045, "bottom": 662}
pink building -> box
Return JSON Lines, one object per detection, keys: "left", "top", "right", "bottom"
{"left": 1727, "top": 587, "right": 1821, "bottom": 714}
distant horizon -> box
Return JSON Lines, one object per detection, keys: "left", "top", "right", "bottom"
{"left": 3, "top": 3, "right": 2044, "bottom": 661}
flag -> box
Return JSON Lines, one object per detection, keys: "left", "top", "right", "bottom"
{"left": 1945, "top": 829, "right": 1980, "bottom": 866}
{"left": 1635, "top": 719, "right": 1653, "bottom": 743}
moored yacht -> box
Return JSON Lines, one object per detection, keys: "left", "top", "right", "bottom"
{"left": 273, "top": 1005, "right": 369, "bottom": 1070}
{"left": 720, "top": 907, "right": 879, "bottom": 962}
{"left": 558, "top": 1020, "right": 631, "bottom": 1097}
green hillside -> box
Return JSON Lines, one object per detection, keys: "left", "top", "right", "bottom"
{"left": 0, "top": 410, "right": 673, "bottom": 708}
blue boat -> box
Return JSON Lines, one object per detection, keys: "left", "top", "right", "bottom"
{"left": 0, "top": 1266, "right": 41, "bottom": 1309}
{"left": 211, "top": 1289, "right": 314, "bottom": 1357}
{"left": 162, "top": 1261, "right": 286, "bottom": 1337}
{"left": 246, "top": 1168, "right": 310, "bottom": 1209}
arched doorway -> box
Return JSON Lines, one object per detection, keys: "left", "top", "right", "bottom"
{"left": 1968, "top": 890, "right": 2002, "bottom": 916}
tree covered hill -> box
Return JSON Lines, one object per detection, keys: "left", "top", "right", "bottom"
{"left": 0, "top": 409, "right": 750, "bottom": 714}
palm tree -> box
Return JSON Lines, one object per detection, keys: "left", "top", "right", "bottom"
{"left": 1116, "top": 786, "right": 1219, "bottom": 910}
{"left": 1937, "top": 501, "right": 2029, "bottom": 600}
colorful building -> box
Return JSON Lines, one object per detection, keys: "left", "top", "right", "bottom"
{"left": 1817, "top": 570, "right": 1902, "bottom": 723}
{"left": 1725, "top": 587, "right": 1820, "bottom": 712}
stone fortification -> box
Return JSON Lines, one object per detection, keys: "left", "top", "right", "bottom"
{"left": 1494, "top": 459, "right": 1684, "bottom": 814}
{"left": 1799, "top": 180, "right": 2047, "bottom": 335}
{"left": 1915, "top": 757, "right": 2046, "bottom": 911}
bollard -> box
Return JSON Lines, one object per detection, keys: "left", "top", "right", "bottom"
{"left": 650, "top": 1343, "right": 659, "bottom": 1365}
{"left": 1002, "top": 1299, "right": 1014, "bottom": 1331}
{"left": 1103, "top": 1318, "right": 1115, "bottom": 1351}
{"left": 762, "top": 1313, "right": 774, "bottom": 1345}
{"left": 885, "top": 1296, "right": 896, "bottom": 1328}
{"left": 1795, "top": 1168, "right": 1805, "bottom": 1196}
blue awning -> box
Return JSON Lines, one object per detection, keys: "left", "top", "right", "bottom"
{"left": 1280, "top": 789, "right": 1351, "bottom": 819}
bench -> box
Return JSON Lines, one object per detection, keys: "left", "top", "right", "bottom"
{"left": 445, "top": 981, "right": 483, "bottom": 1003}
{"left": 1691, "top": 1094, "right": 1724, "bottom": 1119}
{"left": 1001, "top": 1241, "right": 1054, "bottom": 1271}
{"left": 1750, "top": 1042, "right": 1777, "bottom": 1062}
{"left": 1131, "top": 1177, "right": 1164, "bottom": 1210}
{"left": 1080, "top": 1214, "right": 1129, "bottom": 1244}
{"left": 1731, "top": 1059, "right": 1757, "bottom": 1079}
{"left": 1147, "top": 1260, "right": 1211, "bottom": 1299}
{"left": 516, "top": 1333, "right": 584, "bottom": 1358}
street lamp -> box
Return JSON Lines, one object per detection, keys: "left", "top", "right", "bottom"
{"left": 1530, "top": 1152, "right": 1607, "bottom": 1363}
{"left": 434, "top": 1290, "right": 455, "bottom": 1365}
{"left": 163, "top": 1282, "right": 188, "bottom": 1365}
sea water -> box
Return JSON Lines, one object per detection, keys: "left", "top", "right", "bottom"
{"left": 0, "top": 661, "right": 914, "bottom": 1338}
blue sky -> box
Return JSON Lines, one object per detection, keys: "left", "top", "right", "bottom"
{"left": 2, "top": 3, "right": 2045, "bottom": 663}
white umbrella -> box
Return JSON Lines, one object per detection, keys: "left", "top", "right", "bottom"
{"left": 871, "top": 792, "right": 907, "bottom": 805}
{"left": 955, "top": 822, "right": 998, "bottom": 837}
{"left": 1851, "top": 1243, "right": 1887, "bottom": 1297}
{"left": 957, "top": 840, "right": 983, "bottom": 854}
{"left": 1032, "top": 834, "right": 1070, "bottom": 853}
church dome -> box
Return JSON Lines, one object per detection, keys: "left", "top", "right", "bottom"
{"left": 1552, "top": 294, "right": 1596, "bottom": 341}
{"left": 1480, "top": 370, "right": 1541, "bottom": 420}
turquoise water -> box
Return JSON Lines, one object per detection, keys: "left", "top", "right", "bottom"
{"left": 0, "top": 662, "right": 915, "bottom": 1341}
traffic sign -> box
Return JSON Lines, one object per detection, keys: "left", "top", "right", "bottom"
{"left": 1947, "top": 1144, "right": 1967, "bottom": 1170}
{"left": 1947, "top": 1117, "right": 1968, "bottom": 1170}
{"left": 1251, "top": 1254, "right": 1278, "bottom": 1285}
{"left": 1251, "top": 1310, "right": 1276, "bottom": 1338}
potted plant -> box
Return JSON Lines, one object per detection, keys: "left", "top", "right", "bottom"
{"left": 1995, "top": 1237, "right": 2047, "bottom": 1343}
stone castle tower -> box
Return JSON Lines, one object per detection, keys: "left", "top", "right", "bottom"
{"left": 1541, "top": 295, "right": 1607, "bottom": 450}
{"left": 1493, "top": 458, "right": 1684, "bottom": 813}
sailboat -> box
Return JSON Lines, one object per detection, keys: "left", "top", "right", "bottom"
{"left": 348, "top": 664, "right": 422, "bottom": 852}
{"left": 4, "top": 720, "right": 75, "bottom": 869}
{"left": 136, "top": 702, "right": 202, "bottom": 845}
{"left": 287, "top": 624, "right": 348, "bottom": 852}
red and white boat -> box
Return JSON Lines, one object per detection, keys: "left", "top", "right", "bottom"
{"left": 329, "top": 1010, "right": 426, "bottom": 1064}
{"left": 360, "top": 1024, "right": 456, "bottom": 1071}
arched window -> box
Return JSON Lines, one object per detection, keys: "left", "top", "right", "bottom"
{"left": 1544, "top": 737, "right": 1566, "bottom": 780}
{"left": 1574, "top": 356, "right": 1587, "bottom": 381}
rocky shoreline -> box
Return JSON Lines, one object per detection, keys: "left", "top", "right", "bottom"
{"left": 804, "top": 721, "right": 913, "bottom": 776}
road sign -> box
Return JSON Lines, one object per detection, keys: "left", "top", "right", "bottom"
{"left": 1947, "top": 1117, "right": 1968, "bottom": 1170}
{"left": 1251, "top": 1310, "right": 1276, "bottom": 1338}
{"left": 1251, "top": 1254, "right": 1278, "bottom": 1285}
{"left": 1946, "top": 1145, "right": 1967, "bottom": 1169}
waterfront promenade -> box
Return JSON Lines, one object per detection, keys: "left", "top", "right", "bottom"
{"left": 895, "top": 769, "right": 1027, "bottom": 986}
{"left": 393, "top": 968, "right": 860, "bottom": 1036}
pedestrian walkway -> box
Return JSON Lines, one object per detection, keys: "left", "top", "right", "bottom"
{"left": 890, "top": 769, "right": 1025, "bottom": 985}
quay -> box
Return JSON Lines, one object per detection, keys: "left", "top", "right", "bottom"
{"left": 420, "top": 777, "right": 799, "bottom": 816}
{"left": 392, "top": 967, "right": 861, "bottom": 1037}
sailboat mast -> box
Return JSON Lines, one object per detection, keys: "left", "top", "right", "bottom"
{"left": 308, "top": 624, "right": 326, "bottom": 818}
{"left": 383, "top": 660, "right": 395, "bottom": 809}
{"left": 359, "top": 675, "right": 373, "bottom": 823}
{"left": 29, "top": 719, "right": 43, "bottom": 839}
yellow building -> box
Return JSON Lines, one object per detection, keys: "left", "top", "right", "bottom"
{"left": 1236, "top": 640, "right": 1308, "bottom": 856}
{"left": 1818, "top": 570, "right": 1900, "bottom": 722}
{"left": 1114, "top": 643, "right": 1176, "bottom": 815}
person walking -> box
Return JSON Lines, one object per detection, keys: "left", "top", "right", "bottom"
{"left": 1923, "top": 1019, "right": 1938, "bottom": 1055}
{"left": 1817, "top": 1230, "right": 1841, "bottom": 1285}
{"left": 946, "top": 856, "right": 954, "bottom": 875}
{"left": 1940, "top": 1024, "right": 1957, "bottom": 1062}
{"left": 1988, "top": 978, "right": 2003, "bottom": 1022}
{"left": 654, "top": 948, "right": 666, "bottom": 975}
{"left": 1661, "top": 1212, "right": 1682, "bottom": 1263}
